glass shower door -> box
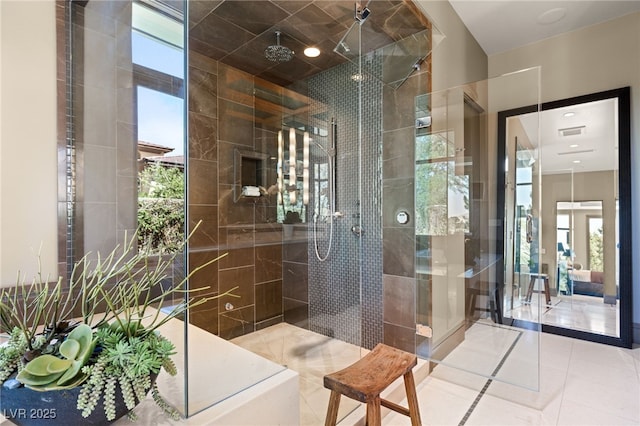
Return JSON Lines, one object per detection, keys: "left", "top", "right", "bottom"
{"left": 295, "top": 11, "right": 371, "bottom": 425}
{"left": 511, "top": 141, "right": 537, "bottom": 315}
{"left": 417, "top": 68, "right": 542, "bottom": 391}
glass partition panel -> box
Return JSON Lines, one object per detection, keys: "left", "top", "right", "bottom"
{"left": 335, "top": 7, "right": 445, "bottom": 90}
{"left": 186, "top": 1, "right": 442, "bottom": 423}
{"left": 66, "top": 0, "right": 288, "bottom": 419}
{"left": 416, "top": 67, "right": 542, "bottom": 391}
{"left": 183, "top": 0, "right": 291, "bottom": 418}
{"left": 185, "top": 0, "right": 390, "bottom": 423}
{"left": 554, "top": 199, "right": 607, "bottom": 333}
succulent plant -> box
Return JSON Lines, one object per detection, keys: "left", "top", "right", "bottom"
{"left": 16, "top": 324, "right": 96, "bottom": 391}
{"left": 0, "top": 223, "right": 238, "bottom": 422}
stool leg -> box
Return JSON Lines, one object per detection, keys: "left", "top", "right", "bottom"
{"left": 544, "top": 278, "right": 551, "bottom": 305}
{"left": 403, "top": 371, "right": 422, "bottom": 426}
{"left": 325, "top": 390, "right": 341, "bottom": 426}
{"left": 366, "top": 395, "right": 382, "bottom": 426}
{"left": 467, "top": 291, "right": 477, "bottom": 320}
{"left": 526, "top": 276, "right": 535, "bottom": 302}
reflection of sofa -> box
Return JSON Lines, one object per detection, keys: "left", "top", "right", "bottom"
{"left": 569, "top": 269, "right": 604, "bottom": 297}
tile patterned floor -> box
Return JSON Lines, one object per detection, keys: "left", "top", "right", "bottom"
{"left": 234, "top": 322, "right": 640, "bottom": 426}
{"left": 231, "top": 323, "right": 367, "bottom": 425}
{"left": 505, "top": 293, "right": 619, "bottom": 337}
{"left": 3, "top": 320, "right": 636, "bottom": 426}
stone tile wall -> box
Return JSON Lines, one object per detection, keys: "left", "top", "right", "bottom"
{"left": 381, "top": 63, "right": 432, "bottom": 353}
{"left": 188, "top": 49, "right": 285, "bottom": 339}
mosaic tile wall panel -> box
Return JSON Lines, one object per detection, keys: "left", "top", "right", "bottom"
{"left": 360, "top": 57, "right": 385, "bottom": 350}
{"left": 307, "top": 58, "right": 384, "bottom": 349}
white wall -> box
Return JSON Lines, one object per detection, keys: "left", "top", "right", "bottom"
{"left": 0, "top": 1, "right": 58, "bottom": 286}
{"left": 489, "top": 12, "right": 640, "bottom": 327}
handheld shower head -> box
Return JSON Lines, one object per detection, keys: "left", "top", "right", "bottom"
{"left": 265, "top": 31, "right": 294, "bottom": 63}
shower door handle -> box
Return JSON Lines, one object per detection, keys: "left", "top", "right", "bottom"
{"left": 351, "top": 225, "right": 364, "bottom": 237}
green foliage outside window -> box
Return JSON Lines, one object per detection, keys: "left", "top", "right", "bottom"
{"left": 415, "top": 133, "right": 469, "bottom": 236}
{"left": 139, "top": 163, "right": 184, "bottom": 199}
{"left": 137, "top": 163, "right": 184, "bottom": 253}
{"left": 589, "top": 226, "right": 604, "bottom": 271}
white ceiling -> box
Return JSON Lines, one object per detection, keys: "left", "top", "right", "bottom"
{"left": 448, "top": 0, "right": 640, "bottom": 55}
{"left": 514, "top": 98, "right": 618, "bottom": 175}
{"left": 446, "top": 1, "right": 628, "bottom": 175}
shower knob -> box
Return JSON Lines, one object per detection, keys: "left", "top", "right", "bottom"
{"left": 351, "top": 225, "right": 364, "bottom": 237}
{"left": 396, "top": 211, "right": 410, "bottom": 225}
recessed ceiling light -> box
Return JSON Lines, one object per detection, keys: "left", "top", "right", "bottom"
{"left": 569, "top": 144, "right": 579, "bottom": 148}
{"left": 563, "top": 112, "right": 575, "bottom": 118}
{"left": 304, "top": 47, "right": 320, "bottom": 58}
{"left": 537, "top": 8, "right": 566, "bottom": 25}
{"left": 573, "top": 160, "right": 581, "bottom": 164}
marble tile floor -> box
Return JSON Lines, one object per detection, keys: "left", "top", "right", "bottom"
{"left": 506, "top": 294, "right": 619, "bottom": 337}
{"left": 234, "top": 322, "right": 640, "bottom": 426}
{"left": 345, "top": 330, "right": 640, "bottom": 426}
{"left": 4, "top": 321, "right": 634, "bottom": 426}
{"left": 230, "top": 322, "right": 369, "bottom": 425}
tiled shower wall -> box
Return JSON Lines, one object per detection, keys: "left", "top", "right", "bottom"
{"left": 189, "top": 15, "right": 431, "bottom": 352}
{"left": 381, "top": 62, "right": 432, "bottom": 353}
{"left": 62, "top": 0, "right": 433, "bottom": 351}
{"left": 380, "top": 6, "right": 434, "bottom": 353}
{"left": 303, "top": 47, "right": 432, "bottom": 351}
{"left": 306, "top": 59, "right": 384, "bottom": 349}
{"left": 187, "top": 51, "right": 285, "bottom": 339}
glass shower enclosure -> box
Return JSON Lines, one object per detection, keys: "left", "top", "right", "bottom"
{"left": 416, "top": 68, "right": 542, "bottom": 391}
{"left": 63, "top": 0, "right": 543, "bottom": 422}
{"left": 63, "top": 0, "right": 425, "bottom": 420}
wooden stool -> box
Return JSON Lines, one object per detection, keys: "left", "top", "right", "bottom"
{"left": 467, "top": 284, "right": 503, "bottom": 324}
{"left": 525, "top": 273, "right": 551, "bottom": 305}
{"left": 323, "top": 343, "right": 421, "bottom": 426}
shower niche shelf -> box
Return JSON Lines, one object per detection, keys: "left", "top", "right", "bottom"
{"left": 234, "top": 149, "right": 269, "bottom": 203}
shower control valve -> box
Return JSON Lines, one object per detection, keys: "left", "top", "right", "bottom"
{"left": 351, "top": 225, "right": 365, "bottom": 237}
{"left": 396, "top": 211, "right": 410, "bottom": 225}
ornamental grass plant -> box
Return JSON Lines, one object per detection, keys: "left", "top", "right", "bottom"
{"left": 0, "top": 226, "right": 235, "bottom": 422}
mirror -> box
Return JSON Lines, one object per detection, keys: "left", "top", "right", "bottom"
{"left": 498, "top": 87, "right": 632, "bottom": 348}
{"left": 556, "top": 201, "right": 605, "bottom": 299}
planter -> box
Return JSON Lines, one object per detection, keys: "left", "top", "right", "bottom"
{"left": 0, "top": 373, "right": 157, "bottom": 426}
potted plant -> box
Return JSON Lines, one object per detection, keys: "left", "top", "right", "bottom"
{"left": 0, "top": 226, "right": 236, "bottom": 425}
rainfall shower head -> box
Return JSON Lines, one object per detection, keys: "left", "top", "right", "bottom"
{"left": 265, "top": 31, "right": 294, "bottom": 63}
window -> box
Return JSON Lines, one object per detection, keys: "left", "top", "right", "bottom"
{"left": 137, "top": 87, "right": 184, "bottom": 156}
{"left": 415, "top": 131, "right": 469, "bottom": 236}
{"left": 588, "top": 216, "right": 604, "bottom": 271}
{"left": 132, "top": 2, "right": 183, "bottom": 78}
{"left": 132, "top": 2, "right": 185, "bottom": 253}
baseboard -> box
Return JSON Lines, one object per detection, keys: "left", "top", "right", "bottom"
{"left": 633, "top": 322, "right": 640, "bottom": 345}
